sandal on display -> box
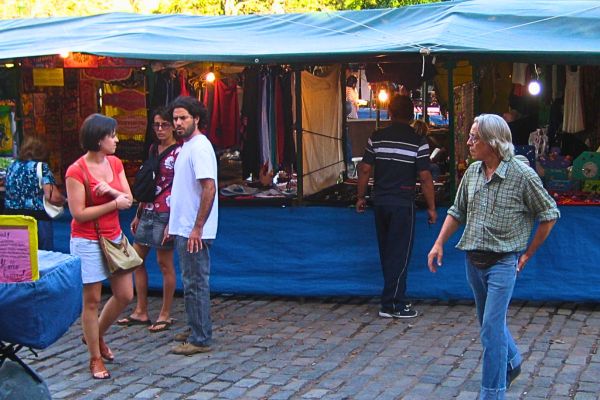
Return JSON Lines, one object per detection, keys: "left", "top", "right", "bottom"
{"left": 148, "top": 320, "right": 173, "bottom": 333}
{"left": 82, "top": 336, "right": 114, "bottom": 362}
{"left": 89, "top": 357, "right": 110, "bottom": 380}
{"left": 116, "top": 316, "right": 151, "bottom": 326}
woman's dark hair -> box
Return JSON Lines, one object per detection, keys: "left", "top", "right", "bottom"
{"left": 79, "top": 113, "right": 117, "bottom": 151}
{"left": 169, "top": 96, "right": 208, "bottom": 130}
{"left": 151, "top": 106, "right": 171, "bottom": 122}
{"left": 17, "top": 135, "right": 49, "bottom": 162}
{"left": 346, "top": 75, "right": 358, "bottom": 87}
{"left": 388, "top": 94, "right": 414, "bottom": 121}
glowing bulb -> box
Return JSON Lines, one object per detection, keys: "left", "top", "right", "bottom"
{"left": 528, "top": 80, "right": 541, "bottom": 96}
{"left": 205, "top": 72, "right": 216, "bottom": 83}
{"left": 378, "top": 89, "right": 389, "bottom": 103}
{"left": 141, "top": 66, "right": 146, "bottom": 71}
{"left": 4, "top": 63, "right": 14, "bottom": 68}
{"left": 59, "top": 50, "right": 70, "bottom": 58}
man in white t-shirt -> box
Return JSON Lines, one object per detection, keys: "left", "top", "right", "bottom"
{"left": 167, "top": 96, "right": 218, "bottom": 355}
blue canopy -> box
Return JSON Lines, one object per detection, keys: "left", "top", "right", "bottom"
{"left": 0, "top": 0, "right": 599, "bottom": 63}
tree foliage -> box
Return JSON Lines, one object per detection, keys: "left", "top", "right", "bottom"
{"left": 0, "top": 0, "right": 441, "bottom": 18}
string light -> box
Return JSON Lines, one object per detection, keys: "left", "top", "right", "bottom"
{"left": 378, "top": 88, "right": 389, "bottom": 103}
{"left": 528, "top": 64, "right": 541, "bottom": 96}
{"left": 205, "top": 71, "right": 216, "bottom": 83}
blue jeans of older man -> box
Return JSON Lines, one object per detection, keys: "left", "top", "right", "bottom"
{"left": 466, "top": 252, "right": 522, "bottom": 400}
{"left": 174, "top": 236, "right": 213, "bottom": 347}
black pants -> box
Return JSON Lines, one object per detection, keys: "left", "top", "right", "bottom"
{"left": 374, "top": 203, "right": 415, "bottom": 312}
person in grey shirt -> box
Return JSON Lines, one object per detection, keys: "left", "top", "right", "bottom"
{"left": 427, "top": 114, "right": 560, "bottom": 400}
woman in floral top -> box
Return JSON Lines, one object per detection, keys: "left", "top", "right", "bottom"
{"left": 117, "top": 107, "right": 181, "bottom": 333}
{"left": 4, "top": 136, "right": 65, "bottom": 250}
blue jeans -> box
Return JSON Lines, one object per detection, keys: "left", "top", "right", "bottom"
{"left": 466, "top": 252, "right": 522, "bottom": 400}
{"left": 174, "top": 236, "right": 213, "bottom": 346}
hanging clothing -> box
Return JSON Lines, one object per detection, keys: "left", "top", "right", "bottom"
{"left": 206, "top": 79, "right": 239, "bottom": 149}
{"left": 281, "top": 71, "right": 295, "bottom": 171}
{"left": 301, "top": 65, "right": 344, "bottom": 196}
{"left": 563, "top": 66, "right": 585, "bottom": 134}
{"left": 259, "top": 73, "right": 271, "bottom": 172}
{"left": 241, "top": 67, "right": 260, "bottom": 179}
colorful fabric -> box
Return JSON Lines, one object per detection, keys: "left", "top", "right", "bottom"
{"left": 142, "top": 144, "right": 181, "bottom": 213}
{"left": 4, "top": 160, "right": 55, "bottom": 211}
{"left": 0, "top": 106, "right": 14, "bottom": 156}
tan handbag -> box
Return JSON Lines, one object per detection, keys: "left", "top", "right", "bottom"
{"left": 77, "top": 162, "right": 142, "bottom": 275}
{"left": 98, "top": 234, "right": 142, "bottom": 275}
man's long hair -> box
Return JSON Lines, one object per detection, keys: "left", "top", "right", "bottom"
{"left": 474, "top": 114, "right": 515, "bottom": 160}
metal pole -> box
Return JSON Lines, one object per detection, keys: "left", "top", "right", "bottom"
{"left": 446, "top": 61, "right": 456, "bottom": 197}
{"left": 294, "top": 68, "right": 303, "bottom": 203}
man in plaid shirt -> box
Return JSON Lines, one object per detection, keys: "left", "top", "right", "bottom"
{"left": 428, "top": 114, "right": 559, "bottom": 400}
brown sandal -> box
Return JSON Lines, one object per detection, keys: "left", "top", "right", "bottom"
{"left": 89, "top": 357, "right": 110, "bottom": 380}
{"left": 82, "top": 336, "right": 114, "bottom": 362}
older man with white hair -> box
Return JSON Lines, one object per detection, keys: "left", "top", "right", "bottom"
{"left": 427, "top": 114, "right": 560, "bottom": 400}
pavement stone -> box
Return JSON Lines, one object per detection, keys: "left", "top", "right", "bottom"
{"left": 14, "top": 295, "right": 599, "bottom": 399}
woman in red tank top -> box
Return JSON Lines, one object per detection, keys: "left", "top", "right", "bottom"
{"left": 65, "top": 113, "right": 135, "bottom": 380}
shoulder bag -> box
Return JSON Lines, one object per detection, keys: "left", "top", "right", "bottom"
{"left": 36, "top": 162, "right": 65, "bottom": 219}
{"left": 77, "top": 162, "right": 142, "bottom": 275}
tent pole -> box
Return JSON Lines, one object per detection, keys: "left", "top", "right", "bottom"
{"left": 446, "top": 61, "right": 456, "bottom": 198}
{"left": 422, "top": 80, "right": 428, "bottom": 122}
{"left": 341, "top": 64, "right": 349, "bottom": 176}
{"left": 294, "top": 68, "right": 304, "bottom": 203}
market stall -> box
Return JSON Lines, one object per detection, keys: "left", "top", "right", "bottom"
{"left": 1, "top": 0, "right": 599, "bottom": 299}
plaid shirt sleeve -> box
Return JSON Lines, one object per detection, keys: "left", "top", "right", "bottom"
{"left": 447, "top": 163, "right": 477, "bottom": 224}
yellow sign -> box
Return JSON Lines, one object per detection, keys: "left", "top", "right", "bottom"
{"left": 32, "top": 68, "right": 64, "bottom": 87}
{"left": 0, "top": 215, "right": 39, "bottom": 282}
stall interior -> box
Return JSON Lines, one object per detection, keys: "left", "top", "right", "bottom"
{"left": 1, "top": 56, "right": 600, "bottom": 208}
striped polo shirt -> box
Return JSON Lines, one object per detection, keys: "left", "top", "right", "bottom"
{"left": 362, "top": 122, "right": 431, "bottom": 206}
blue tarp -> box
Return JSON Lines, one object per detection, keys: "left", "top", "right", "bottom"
{"left": 0, "top": 251, "right": 81, "bottom": 349}
{"left": 50, "top": 206, "right": 600, "bottom": 302}
{"left": 0, "top": 0, "right": 599, "bottom": 63}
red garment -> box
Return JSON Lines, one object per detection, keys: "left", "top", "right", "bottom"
{"left": 65, "top": 156, "right": 125, "bottom": 241}
{"left": 207, "top": 79, "right": 239, "bottom": 149}
{"left": 179, "top": 72, "right": 190, "bottom": 97}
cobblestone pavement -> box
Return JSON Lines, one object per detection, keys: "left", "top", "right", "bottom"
{"left": 25, "top": 295, "right": 600, "bottom": 400}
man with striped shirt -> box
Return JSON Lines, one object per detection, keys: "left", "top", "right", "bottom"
{"left": 356, "top": 94, "right": 437, "bottom": 319}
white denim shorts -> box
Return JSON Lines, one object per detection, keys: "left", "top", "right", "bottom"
{"left": 70, "top": 235, "right": 121, "bottom": 284}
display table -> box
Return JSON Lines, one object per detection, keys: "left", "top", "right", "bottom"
{"left": 0, "top": 251, "right": 82, "bottom": 348}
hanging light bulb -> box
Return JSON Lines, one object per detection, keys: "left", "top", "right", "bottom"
{"left": 528, "top": 64, "right": 542, "bottom": 96}
{"left": 528, "top": 80, "right": 541, "bottom": 96}
{"left": 205, "top": 71, "right": 216, "bottom": 83}
{"left": 378, "top": 88, "right": 389, "bottom": 103}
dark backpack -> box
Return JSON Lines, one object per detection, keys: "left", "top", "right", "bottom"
{"left": 132, "top": 144, "right": 178, "bottom": 202}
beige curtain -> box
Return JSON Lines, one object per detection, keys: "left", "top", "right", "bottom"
{"left": 301, "top": 65, "right": 344, "bottom": 196}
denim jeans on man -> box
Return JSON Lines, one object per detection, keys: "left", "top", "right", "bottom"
{"left": 466, "top": 252, "right": 522, "bottom": 400}
{"left": 174, "top": 236, "right": 213, "bottom": 346}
